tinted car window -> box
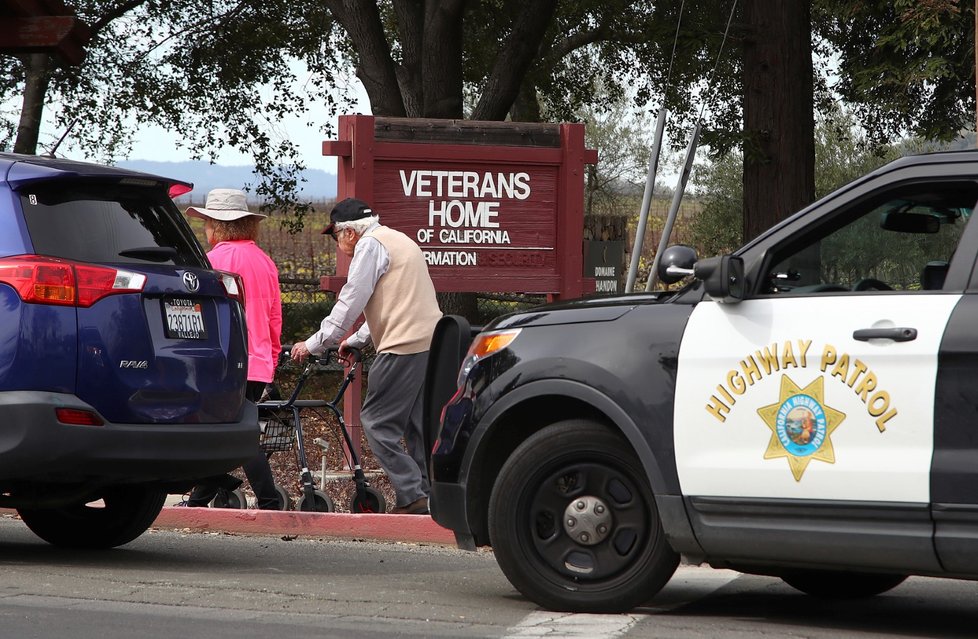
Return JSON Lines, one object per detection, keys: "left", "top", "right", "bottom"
{"left": 762, "top": 181, "right": 977, "bottom": 293}
{"left": 19, "top": 181, "right": 207, "bottom": 267}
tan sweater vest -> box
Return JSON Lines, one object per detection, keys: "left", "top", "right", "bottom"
{"left": 364, "top": 225, "right": 442, "bottom": 354}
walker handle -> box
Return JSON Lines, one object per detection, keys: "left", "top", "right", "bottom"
{"left": 327, "top": 345, "right": 362, "bottom": 365}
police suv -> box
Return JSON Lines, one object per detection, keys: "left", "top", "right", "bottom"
{"left": 425, "top": 150, "right": 978, "bottom": 612}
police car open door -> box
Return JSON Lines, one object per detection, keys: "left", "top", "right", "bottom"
{"left": 673, "top": 177, "right": 978, "bottom": 571}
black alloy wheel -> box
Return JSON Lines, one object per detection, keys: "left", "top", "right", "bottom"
{"left": 488, "top": 419, "right": 679, "bottom": 613}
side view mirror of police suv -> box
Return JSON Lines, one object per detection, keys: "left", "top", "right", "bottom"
{"left": 657, "top": 243, "right": 745, "bottom": 303}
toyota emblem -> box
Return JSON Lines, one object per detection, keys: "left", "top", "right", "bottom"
{"left": 182, "top": 272, "right": 200, "bottom": 292}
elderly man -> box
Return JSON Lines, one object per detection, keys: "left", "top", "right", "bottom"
{"left": 291, "top": 198, "right": 442, "bottom": 515}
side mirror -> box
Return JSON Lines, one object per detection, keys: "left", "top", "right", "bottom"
{"left": 694, "top": 255, "right": 745, "bottom": 303}
{"left": 657, "top": 245, "right": 698, "bottom": 284}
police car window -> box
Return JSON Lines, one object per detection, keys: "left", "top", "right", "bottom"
{"left": 763, "top": 182, "right": 976, "bottom": 294}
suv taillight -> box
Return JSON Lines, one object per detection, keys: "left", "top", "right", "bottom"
{"left": 0, "top": 255, "right": 146, "bottom": 308}
{"left": 219, "top": 271, "right": 245, "bottom": 305}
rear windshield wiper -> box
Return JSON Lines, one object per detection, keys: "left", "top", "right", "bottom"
{"left": 118, "top": 246, "right": 178, "bottom": 262}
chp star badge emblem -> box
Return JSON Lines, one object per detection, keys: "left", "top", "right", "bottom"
{"left": 757, "top": 375, "right": 846, "bottom": 481}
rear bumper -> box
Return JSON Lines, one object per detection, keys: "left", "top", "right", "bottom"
{"left": 0, "top": 390, "right": 259, "bottom": 484}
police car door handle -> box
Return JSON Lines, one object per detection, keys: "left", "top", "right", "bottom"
{"left": 852, "top": 327, "right": 918, "bottom": 342}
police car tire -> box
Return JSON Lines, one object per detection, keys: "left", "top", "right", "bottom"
{"left": 780, "top": 570, "right": 907, "bottom": 599}
{"left": 488, "top": 419, "right": 679, "bottom": 613}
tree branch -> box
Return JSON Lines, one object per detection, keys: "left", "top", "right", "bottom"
{"left": 324, "top": 0, "right": 406, "bottom": 116}
{"left": 89, "top": 0, "right": 150, "bottom": 35}
{"left": 546, "top": 25, "right": 611, "bottom": 62}
{"left": 472, "top": 0, "right": 558, "bottom": 121}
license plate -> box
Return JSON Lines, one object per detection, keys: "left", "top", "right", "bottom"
{"left": 164, "top": 298, "right": 207, "bottom": 339}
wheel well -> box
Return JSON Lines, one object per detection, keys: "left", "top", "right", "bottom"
{"left": 466, "top": 394, "right": 620, "bottom": 546}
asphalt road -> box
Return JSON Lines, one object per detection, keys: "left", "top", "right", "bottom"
{"left": 3, "top": 514, "right": 978, "bottom": 639}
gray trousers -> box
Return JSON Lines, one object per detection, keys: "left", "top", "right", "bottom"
{"left": 361, "top": 351, "right": 430, "bottom": 507}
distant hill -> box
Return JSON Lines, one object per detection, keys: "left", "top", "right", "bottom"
{"left": 117, "top": 160, "right": 338, "bottom": 203}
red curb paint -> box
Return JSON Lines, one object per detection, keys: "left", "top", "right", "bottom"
{"left": 153, "top": 507, "right": 457, "bottom": 545}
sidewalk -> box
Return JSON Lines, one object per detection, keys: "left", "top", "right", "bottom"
{"left": 0, "top": 503, "right": 456, "bottom": 545}
{"left": 156, "top": 472, "right": 456, "bottom": 545}
{"left": 153, "top": 504, "right": 457, "bottom": 545}
{"left": 153, "top": 506, "right": 455, "bottom": 546}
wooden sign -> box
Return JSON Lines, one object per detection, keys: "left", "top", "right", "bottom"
{"left": 322, "top": 115, "right": 598, "bottom": 300}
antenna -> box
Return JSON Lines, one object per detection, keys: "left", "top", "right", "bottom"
{"left": 43, "top": 118, "right": 78, "bottom": 158}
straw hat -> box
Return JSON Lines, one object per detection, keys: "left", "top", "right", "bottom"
{"left": 186, "top": 188, "right": 266, "bottom": 221}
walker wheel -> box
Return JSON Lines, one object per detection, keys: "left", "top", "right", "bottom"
{"left": 273, "top": 483, "right": 293, "bottom": 511}
{"left": 297, "top": 489, "right": 335, "bottom": 513}
{"left": 210, "top": 488, "right": 248, "bottom": 509}
{"left": 350, "top": 487, "right": 387, "bottom": 514}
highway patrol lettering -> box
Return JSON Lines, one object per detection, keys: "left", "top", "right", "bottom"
{"left": 706, "top": 340, "right": 898, "bottom": 432}
{"left": 706, "top": 339, "right": 812, "bottom": 422}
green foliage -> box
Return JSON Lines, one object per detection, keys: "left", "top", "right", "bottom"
{"left": 818, "top": 200, "right": 963, "bottom": 289}
{"left": 578, "top": 88, "right": 657, "bottom": 217}
{"left": 5, "top": 0, "right": 974, "bottom": 247}
{"left": 281, "top": 301, "right": 334, "bottom": 346}
{"left": 1, "top": 0, "right": 355, "bottom": 231}
{"left": 814, "top": 0, "right": 976, "bottom": 144}
{"left": 687, "top": 152, "right": 744, "bottom": 256}
{"left": 813, "top": 105, "right": 901, "bottom": 198}
{"left": 688, "top": 105, "right": 903, "bottom": 257}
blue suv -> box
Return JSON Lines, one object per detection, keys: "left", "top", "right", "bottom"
{"left": 0, "top": 153, "right": 258, "bottom": 548}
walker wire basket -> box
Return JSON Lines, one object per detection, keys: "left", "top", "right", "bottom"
{"left": 258, "top": 407, "right": 296, "bottom": 453}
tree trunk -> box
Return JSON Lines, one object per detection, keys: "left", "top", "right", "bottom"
{"left": 421, "top": 1, "right": 476, "bottom": 320}
{"left": 741, "top": 0, "right": 815, "bottom": 242}
{"left": 14, "top": 54, "right": 52, "bottom": 155}
{"left": 324, "top": 0, "right": 556, "bottom": 323}
{"left": 392, "top": 0, "right": 425, "bottom": 117}
{"left": 509, "top": 81, "right": 543, "bottom": 122}
{"left": 437, "top": 291, "right": 480, "bottom": 322}
{"left": 324, "top": 0, "right": 406, "bottom": 116}
{"left": 422, "top": 0, "right": 466, "bottom": 118}
{"left": 472, "top": 0, "right": 558, "bottom": 121}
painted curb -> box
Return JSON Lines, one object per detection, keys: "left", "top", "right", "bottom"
{"left": 153, "top": 506, "right": 458, "bottom": 545}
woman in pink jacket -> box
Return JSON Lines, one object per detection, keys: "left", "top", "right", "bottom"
{"left": 185, "top": 188, "right": 283, "bottom": 510}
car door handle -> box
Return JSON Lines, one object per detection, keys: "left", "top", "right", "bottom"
{"left": 852, "top": 327, "right": 917, "bottom": 342}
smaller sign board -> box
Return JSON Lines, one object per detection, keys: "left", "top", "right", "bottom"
{"left": 584, "top": 240, "right": 624, "bottom": 295}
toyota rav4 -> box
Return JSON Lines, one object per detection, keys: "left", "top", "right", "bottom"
{"left": 0, "top": 153, "right": 257, "bottom": 548}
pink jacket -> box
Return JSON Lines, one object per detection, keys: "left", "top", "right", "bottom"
{"left": 208, "top": 240, "right": 282, "bottom": 383}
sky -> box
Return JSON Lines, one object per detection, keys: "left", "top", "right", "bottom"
{"left": 127, "top": 119, "right": 343, "bottom": 173}
{"left": 22, "top": 59, "right": 372, "bottom": 173}
{"left": 126, "top": 77, "right": 372, "bottom": 173}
